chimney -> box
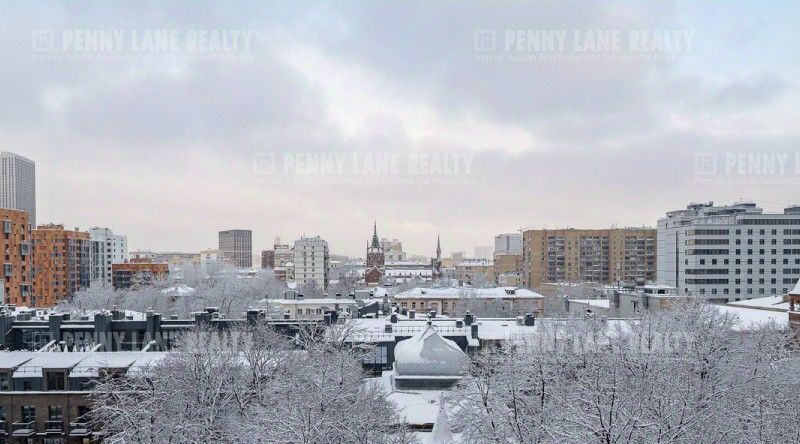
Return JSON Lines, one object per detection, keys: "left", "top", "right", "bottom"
{"left": 408, "top": 309, "right": 416, "bottom": 319}
{"left": 524, "top": 313, "right": 535, "bottom": 327}
{"left": 384, "top": 323, "right": 392, "bottom": 333}
{"left": 390, "top": 313, "right": 398, "bottom": 323}
{"left": 470, "top": 323, "right": 479, "bottom": 339}
{"left": 455, "top": 320, "right": 463, "bottom": 328}
{"left": 429, "top": 311, "right": 436, "bottom": 319}
{"left": 464, "top": 311, "right": 474, "bottom": 326}
{"left": 246, "top": 309, "right": 260, "bottom": 325}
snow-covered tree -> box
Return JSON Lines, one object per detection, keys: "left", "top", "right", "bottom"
{"left": 452, "top": 301, "right": 800, "bottom": 443}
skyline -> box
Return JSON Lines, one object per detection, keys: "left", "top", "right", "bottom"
{"left": 3, "top": 1, "right": 799, "bottom": 257}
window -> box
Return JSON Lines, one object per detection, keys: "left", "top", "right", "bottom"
{"left": 21, "top": 405, "right": 35, "bottom": 422}
{"left": 46, "top": 371, "right": 65, "bottom": 391}
{"left": 48, "top": 405, "right": 63, "bottom": 420}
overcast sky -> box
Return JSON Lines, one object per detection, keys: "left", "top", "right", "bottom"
{"left": 2, "top": 1, "right": 798, "bottom": 258}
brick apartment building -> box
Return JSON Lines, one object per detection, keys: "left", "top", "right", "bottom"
{"left": 522, "top": 228, "right": 656, "bottom": 290}
{"left": 112, "top": 261, "right": 169, "bottom": 290}
{"left": 1, "top": 208, "right": 32, "bottom": 306}
{"left": 31, "top": 224, "right": 91, "bottom": 307}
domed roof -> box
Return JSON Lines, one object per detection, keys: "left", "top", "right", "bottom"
{"left": 394, "top": 322, "right": 468, "bottom": 377}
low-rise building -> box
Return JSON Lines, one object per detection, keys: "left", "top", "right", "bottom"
{"left": 112, "top": 262, "right": 169, "bottom": 290}
{"left": 393, "top": 286, "right": 544, "bottom": 317}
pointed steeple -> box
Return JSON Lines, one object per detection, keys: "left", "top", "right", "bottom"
{"left": 371, "top": 221, "right": 380, "bottom": 249}
{"left": 436, "top": 234, "right": 441, "bottom": 260}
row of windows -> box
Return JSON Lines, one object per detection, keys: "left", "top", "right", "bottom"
{"left": 686, "top": 239, "right": 729, "bottom": 245}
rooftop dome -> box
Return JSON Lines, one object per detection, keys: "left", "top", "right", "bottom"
{"left": 394, "top": 322, "right": 468, "bottom": 378}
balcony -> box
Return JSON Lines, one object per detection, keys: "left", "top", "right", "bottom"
{"left": 11, "top": 420, "right": 36, "bottom": 437}
{"left": 69, "top": 421, "right": 92, "bottom": 437}
{"left": 45, "top": 419, "right": 64, "bottom": 434}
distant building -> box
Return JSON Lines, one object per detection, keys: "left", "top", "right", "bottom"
{"left": 393, "top": 287, "right": 544, "bottom": 317}
{"left": 261, "top": 250, "right": 274, "bottom": 268}
{"left": 31, "top": 224, "right": 91, "bottom": 307}
{"left": 89, "top": 227, "right": 128, "bottom": 287}
{"left": 293, "top": 236, "right": 329, "bottom": 289}
{"left": 0, "top": 208, "right": 32, "bottom": 305}
{"left": 522, "top": 228, "right": 656, "bottom": 290}
{"left": 0, "top": 151, "right": 36, "bottom": 227}
{"left": 380, "top": 238, "right": 406, "bottom": 262}
{"left": 199, "top": 249, "right": 227, "bottom": 270}
{"left": 365, "top": 223, "right": 385, "bottom": 286}
{"left": 494, "top": 233, "right": 522, "bottom": 255}
{"left": 218, "top": 229, "right": 252, "bottom": 268}
{"left": 494, "top": 253, "right": 522, "bottom": 283}
{"left": 658, "top": 201, "right": 800, "bottom": 302}
{"left": 112, "top": 262, "right": 169, "bottom": 289}
{"left": 273, "top": 238, "right": 293, "bottom": 268}
{"left": 454, "top": 258, "right": 494, "bottom": 286}
{"left": 473, "top": 246, "right": 493, "bottom": 260}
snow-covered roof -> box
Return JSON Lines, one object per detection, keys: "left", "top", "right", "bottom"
{"left": 268, "top": 298, "right": 357, "bottom": 306}
{"left": 569, "top": 299, "right": 611, "bottom": 309}
{"left": 791, "top": 278, "right": 800, "bottom": 296}
{"left": 12, "top": 353, "right": 90, "bottom": 378}
{"left": 0, "top": 351, "right": 35, "bottom": 370}
{"left": 161, "top": 285, "right": 196, "bottom": 296}
{"left": 368, "top": 372, "right": 444, "bottom": 427}
{"left": 714, "top": 305, "right": 789, "bottom": 331}
{"left": 727, "top": 296, "right": 789, "bottom": 312}
{"left": 393, "top": 322, "right": 468, "bottom": 378}
{"left": 395, "top": 287, "right": 543, "bottom": 300}
{"left": 127, "top": 352, "right": 169, "bottom": 374}
{"left": 69, "top": 352, "right": 152, "bottom": 378}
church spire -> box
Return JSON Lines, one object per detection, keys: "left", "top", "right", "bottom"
{"left": 436, "top": 234, "right": 441, "bottom": 260}
{"left": 371, "top": 221, "right": 380, "bottom": 249}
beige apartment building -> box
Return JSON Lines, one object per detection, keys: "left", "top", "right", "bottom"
{"left": 522, "top": 228, "right": 656, "bottom": 290}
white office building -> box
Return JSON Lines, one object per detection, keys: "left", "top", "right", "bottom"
{"left": 89, "top": 227, "right": 128, "bottom": 286}
{"left": 657, "top": 202, "right": 800, "bottom": 302}
{"left": 293, "top": 235, "right": 329, "bottom": 290}
{"left": 0, "top": 152, "right": 36, "bottom": 227}
{"left": 494, "top": 233, "right": 522, "bottom": 255}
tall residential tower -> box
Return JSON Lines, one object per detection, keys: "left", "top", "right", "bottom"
{"left": 0, "top": 151, "right": 36, "bottom": 227}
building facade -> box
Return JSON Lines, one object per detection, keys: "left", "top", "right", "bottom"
{"left": 453, "top": 259, "right": 495, "bottom": 286}
{"left": 261, "top": 250, "right": 274, "bottom": 268}
{"left": 393, "top": 287, "right": 545, "bottom": 317}
{"left": 0, "top": 209, "right": 32, "bottom": 305}
{"left": 380, "top": 238, "right": 406, "bottom": 262}
{"left": 112, "top": 262, "right": 169, "bottom": 289}
{"left": 293, "top": 236, "right": 329, "bottom": 290}
{"left": 0, "top": 151, "right": 36, "bottom": 228}
{"left": 218, "top": 229, "right": 252, "bottom": 268}
{"left": 494, "top": 233, "right": 522, "bottom": 255}
{"left": 31, "top": 224, "right": 91, "bottom": 307}
{"left": 657, "top": 202, "right": 800, "bottom": 302}
{"left": 523, "top": 228, "right": 657, "bottom": 290}
{"left": 89, "top": 227, "right": 128, "bottom": 287}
